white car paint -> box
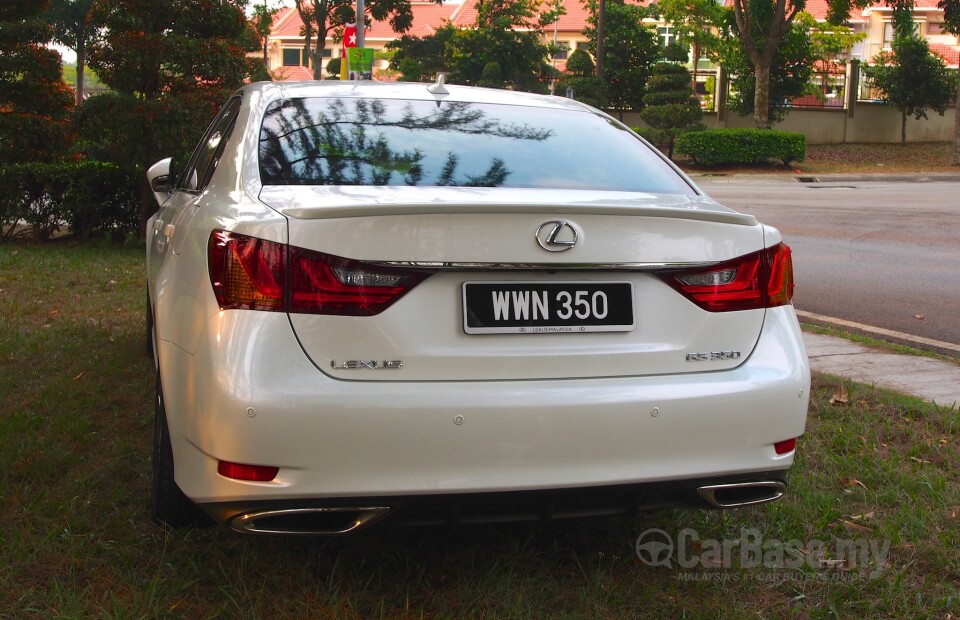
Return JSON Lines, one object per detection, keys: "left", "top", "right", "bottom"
{"left": 146, "top": 81, "right": 810, "bottom": 534}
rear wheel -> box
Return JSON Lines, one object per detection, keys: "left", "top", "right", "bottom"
{"left": 152, "top": 371, "right": 209, "bottom": 528}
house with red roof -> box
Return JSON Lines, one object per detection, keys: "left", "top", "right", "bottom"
{"left": 721, "top": 0, "right": 957, "bottom": 68}
{"left": 260, "top": 0, "right": 958, "bottom": 84}
{"left": 261, "top": 0, "right": 656, "bottom": 81}
{"left": 859, "top": 0, "right": 959, "bottom": 67}
{"left": 263, "top": 2, "right": 465, "bottom": 80}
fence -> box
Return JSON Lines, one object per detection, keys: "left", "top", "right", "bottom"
{"left": 789, "top": 61, "right": 847, "bottom": 109}
{"left": 622, "top": 60, "right": 957, "bottom": 144}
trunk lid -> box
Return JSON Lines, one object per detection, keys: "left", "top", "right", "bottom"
{"left": 261, "top": 186, "right": 767, "bottom": 382}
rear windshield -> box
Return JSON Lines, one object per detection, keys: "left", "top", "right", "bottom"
{"left": 259, "top": 97, "right": 694, "bottom": 194}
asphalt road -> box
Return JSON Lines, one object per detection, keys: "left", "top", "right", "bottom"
{"left": 696, "top": 175, "right": 960, "bottom": 354}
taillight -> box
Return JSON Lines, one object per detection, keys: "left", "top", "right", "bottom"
{"left": 289, "top": 247, "right": 430, "bottom": 316}
{"left": 208, "top": 231, "right": 285, "bottom": 311}
{"left": 764, "top": 243, "right": 794, "bottom": 307}
{"left": 217, "top": 460, "right": 279, "bottom": 482}
{"left": 656, "top": 243, "right": 793, "bottom": 312}
{"left": 774, "top": 438, "right": 797, "bottom": 455}
{"left": 208, "top": 231, "right": 431, "bottom": 316}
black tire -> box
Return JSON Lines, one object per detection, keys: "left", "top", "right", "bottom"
{"left": 146, "top": 292, "right": 155, "bottom": 360}
{"left": 152, "top": 371, "right": 209, "bottom": 528}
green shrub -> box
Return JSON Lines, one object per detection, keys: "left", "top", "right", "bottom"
{"left": 0, "top": 179, "right": 27, "bottom": 239}
{"left": 325, "top": 56, "right": 343, "bottom": 78}
{"left": 557, "top": 75, "right": 608, "bottom": 109}
{"left": 479, "top": 61, "right": 504, "bottom": 88}
{"left": 558, "top": 49, "right": 608, "bottom": 109}
{"left": 62, "top": 162, "right": 141, "bottom": 240}
{"left": 0, "top": 162, "right": 139, "bottom": 241}
{"left": 638, "top": 62, "right": 705, "bottom": 159}
{"left": 0, "top": 164, "right": 66, "bottom": 241}
{"left": 565, "top": 49, "right": 595, "bottom": 76}
{"left": 675, "top": 128, "right": 806, "bottom": 166}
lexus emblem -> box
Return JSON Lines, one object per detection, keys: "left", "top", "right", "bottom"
{"left": 536, "top": 220, "right": 579, "bottom": 252}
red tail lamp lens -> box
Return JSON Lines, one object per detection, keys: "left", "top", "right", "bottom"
{"left": 765, "top": 243, "right": 794, "bottom": 307}
{"left": 208, "top": 231, "right": 431, "bottom": 316}
{"left": 289, "top": 248, "right": 430, "bottom": 316}
{"left": 657, "top": 243, "right": 794, "bottom": 312}
{"left": 208, "top": 231, "right": 285, "bottom": 311}
{"left": 774, "top": 438, "right": 797, "bottom": 455}
{"left": 218, "top": 460, "right": 280, "bottom": 482}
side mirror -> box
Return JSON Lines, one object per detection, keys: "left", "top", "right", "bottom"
{"left": 147, "top": 157, "right": 173, "bottom": 202}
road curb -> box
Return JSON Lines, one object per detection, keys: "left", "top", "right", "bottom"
{"left": 794, "top": 172, "right": 960, "bottom": 183}
{"left": 690, "top": 172, "right": 960, "bottom": 184}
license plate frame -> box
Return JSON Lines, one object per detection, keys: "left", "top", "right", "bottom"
{"left": 462, "top": 281, "right": 635, "bottom": 335}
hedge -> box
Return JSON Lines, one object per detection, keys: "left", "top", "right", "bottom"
{"left": 674, "top": 128, "right": 806, "bottom": 167}
{"left": 0, "top": 162, "right": 140, "bottom": 241}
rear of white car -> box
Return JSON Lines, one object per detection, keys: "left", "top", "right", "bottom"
{"left": 147, "top": 82, "right": 809, "bottom": 534}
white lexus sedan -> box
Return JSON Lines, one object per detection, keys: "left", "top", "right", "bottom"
{"left": 146, "top": 80, "right": 809, "bottom": 534}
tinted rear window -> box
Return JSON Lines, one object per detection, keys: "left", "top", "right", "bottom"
{"left": 259, "top": 97, "right": 694, "bottom": 194}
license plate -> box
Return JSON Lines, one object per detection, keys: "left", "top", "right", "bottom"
{"left": 462, "top": 281, "right": 635, "bottom": 334}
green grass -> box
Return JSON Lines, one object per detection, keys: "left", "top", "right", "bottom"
{"left": 61, "top": 63, "right": 107, "bottom": 93}
{"left": 2, "top": 242, "right": 959, "bottom": 618}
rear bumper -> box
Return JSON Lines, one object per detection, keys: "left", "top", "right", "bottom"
{"left": 158, "top": 305, "right": 809, "bottom": 521}
{"left": 202, "top": 471, "right": 790, "bottom": 534}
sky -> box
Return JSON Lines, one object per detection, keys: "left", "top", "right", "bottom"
{"left": 54, "top": 44, "right": 75, "bottom": 65}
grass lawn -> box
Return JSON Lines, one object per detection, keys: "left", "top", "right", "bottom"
{"left": 676, "top": 141, "right": 960, "bottom": 176}
{"left": 2, "top": 242, "right": 959, "bottom": 619}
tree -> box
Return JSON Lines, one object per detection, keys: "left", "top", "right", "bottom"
{"left": 294, "top": 0, "right": 440, "bottom": 81}
{"left": 443, "top": 0, "right": 563, "bottom": 92}
{"left": 655, "top": 0, "right": 724, "bottom": 94}
{"left": 325, "top": 55, "right": 342, "bottom": 77}
{"left": 936, "top": 0, "right": 959, "bottom": 164}
{"left": 387, "top": 25, "right": 454, "bottom": 81}
{"left": 640, "top": 61, "right": 705, "bottom": 159}
{"left": 826, "top": 0, "right": 959, "bottom": 163}
{"left": 557, "top": 49, "right": 608, "bottom": 108}
{"left": 388, "top": 0, "right": 564, "bottom": 92}
{"left": 44, "top": 0, "right": 96, "bottom": 103}
{"left": 82, "top": 0, "right": 265, "bottom": 235}
{"left": 582, "top": 0, "right": 660, "bottom": 116}
{"left": 727, "top": 0, "right": 806, "bottom": 128}
{"left": 796, "top": 12, "right": 864, "bottom": 61}
{"left": 719, "top": 2, "right": 863, "bottom": 126}
{"left": 567, "top": 48, "right": 596, "bottom": 76}
{"left": 718, "top": 9, "right": 814, "bottom": 124}
{"left": 862, "top": 31, "right": 955, "bottom": 144}
{"left": 795, "top": 12, "right": 864, "bottom": 103}
{"left": 393, "top": 56, "right": 422, "bottom": 81}
{"left": 0, "top": 0, "right": 74, "bottom": 165}
{"left": 251, "top": 2, "right": 279, "bottom": 69}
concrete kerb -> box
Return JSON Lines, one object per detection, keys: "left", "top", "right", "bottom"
{"left": 687, "top": 172, "right": 960, "bottom": 184}
{"left": 803, "top": 331, "right": 960, "bottom": 410}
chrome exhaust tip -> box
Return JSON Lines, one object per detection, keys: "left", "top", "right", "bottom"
{"left": 230, "top": 506, "right": 390, "bottom": 535}
{"left": 697, "top": 481, "right": 786, "bottom": 509}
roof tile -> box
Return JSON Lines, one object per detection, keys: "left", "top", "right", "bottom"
{"left": 929, "top": 42, "right": 960, "bottom": 67}
{"left": 271, "top": 65, "right": 316, "bottom": 81}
